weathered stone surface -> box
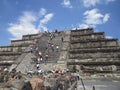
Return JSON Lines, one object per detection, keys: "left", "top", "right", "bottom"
{"left": 0, "top": 46, "right": 30, "bottom": 52}
{"left": 64, "top": 30, "right": 71, "bottom": 35}
{"left": 22, "top": 33, "right": 41, "bottom": 40}
{"left": 71, "top": 28, "right": 93, "bottom": 35}
{"left": 11, "top": 39, "right": 35, "bottom": 46}
{"left": 0, "top": 28, "right": 120, "bottom": 78}
{"left": 68, "top": 28, "right": 120, "bottom": 76}
{"left": 70, "top": 39, "right": 118, "bottom": 49}
{"left": 71, "top": 33, "right": 105, "bottom": 41}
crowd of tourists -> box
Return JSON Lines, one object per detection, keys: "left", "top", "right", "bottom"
{"left": 0, "top": 67, "right": 22, "bottom": 83}
{"left": 26, "top": 30, "right": 65, "bottom": 77}
{"left": 0, "top": 30, "right": 79, "bottom": 90}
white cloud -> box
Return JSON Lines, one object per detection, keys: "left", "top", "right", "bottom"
{"left": 84, "top": 9, "right": 110, "bottom": 25}
{"left": 40, "top": 13, "right": 54, "bottom": 24}
{"left": 39, "top": 8, "right": 47, "bottom": 16}
{"left": 8, "top": 11, "right": 38, "bottom": 40}
{"left": 38, "top": 13, "right": 54, "bottom": 32}
{"left": 61, "top": 0, "right": 73, "bottom": 8}
{"left": 106, "top": 36, "right": 113, "bottom": 39}
{"left": 78, "top": 8, "right": 110, "bottom": 29}
{"left": 83, "top": 0, "right": 115, "bottom": 7}
{"left": 79, "top": 24, "right": 89, "bottom": 29}
{"left": 19, "top": 12, "right": 37, "bottom": 23}
{"left": 103, "top": 14, "right": 110, "bottom": 23}
{"left": 8, "top": 8, "right": 54, "bottom": 40}
{"left": 83, "top": 0, "right": 100, "bottom": 7}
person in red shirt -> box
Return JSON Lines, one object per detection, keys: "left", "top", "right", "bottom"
{"left": 39, "top": 53, "right": 43, "bottom": 61}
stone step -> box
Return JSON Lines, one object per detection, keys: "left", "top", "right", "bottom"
{"left": 30, "top": 32, "right": 64, "bottom": 71}
{"left": 38, "top": 63, "right": 57, "bottom": 71}
{"left": 22, "top": 33, "right": 41, "bottom": 40}
{"left": 67, "top": 60, "right": 120, "bottom": 65}
{"left": 11, "top": 39, "right": 35, "bottom": 46}
{"left": 0, "top": 46, "right": 30, "bottom": 52}
{"left": 70, "top": 38, "right": 117, "bottom": 44}
{"left": 69, "top": 53, "right": 120, "bottom": 59}
{"left": 70, "top": 46, "right": 120, "bottom": 49}
{"left": 71, "top": 28, "right": 93, "bottom": 35}
{"left": 70, "top": 32, "right": 104, "bottom": 41}
{"left": 0, "top": 52, "right": 21, "bottom": 55}
{"left": 69, "top": 47, "right": 120, "bottom": 53}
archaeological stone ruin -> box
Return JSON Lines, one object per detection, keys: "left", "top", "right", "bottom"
{"left": 0, "top": 28, "right": 120, "bottom": 78}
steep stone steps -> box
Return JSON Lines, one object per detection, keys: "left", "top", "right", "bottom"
{"left": 37, "top": 32, "right": 63, "bottom": 63}
{"left": 18, "top": 32, "right": 64, "bottom": 72}
{"left": 38, "top": 63, "right": 57, "bottom": 71}
{"left": 8, "top": 32, "right": 64, "bottom": 74}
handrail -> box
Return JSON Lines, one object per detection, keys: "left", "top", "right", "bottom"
{"left": 80, "top": 78, "right": 86, "bottom": 90}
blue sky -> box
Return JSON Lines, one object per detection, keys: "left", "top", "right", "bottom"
{"left": 0, "top": 0, "right": 120, "bottom": 46}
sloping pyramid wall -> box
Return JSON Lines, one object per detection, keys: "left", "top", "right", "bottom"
{"left": 0, "top": 31, "right": 65, "bottom": 73}
{"left": 0, "top": 33, "right": 41, "bottom": 67}
{"left": 0, "top": 28, "right": 120, "bottom": 78}
{"left": 9, "top": 31, "right": 65, "bottom": 73}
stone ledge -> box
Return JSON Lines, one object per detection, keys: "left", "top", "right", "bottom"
{"left": 0, "top": 52, "right": 21, "bottom": 55}
{"left": 57, "top": 60, "right": 66, "bottom": 64}
{"left": 69, "top": 47, "right": 120, "bottom": 53}
{"left": 71, "top": 32, "right": 104, "bottom": 37}
{"left": 67, "top": 61, "right": 120, "bottom": 65}
{"left": 0, "top": 61, "right": 15, "bottom": 64}
{"left": 70, "top": 38, "right": 118, "bottom": 44}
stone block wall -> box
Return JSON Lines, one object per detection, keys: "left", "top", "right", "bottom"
{"left": 69, "top": 51, "right": 120, "bottom": 59}
{"left": 22, "top": 33, "right": 41, "bottom": 40}
{"left": 0, "top": 46, "right": 27, "bottom": 52}
{"left": 0, "top": 46, "right": 12, "bottom": 52}
{"left": 0, "top": 52, "right": 21, "bottom": 61}
{"left": 71, "top": 32, "right": 104, "bottom": 41}
{"left": 70, "top": 39, "right": 118, "bottom": 49}
{"left": 68, "top": 28, "right": 120, "bottom": 75}
{"left": 11, "top": 39, "right": 35, "bottom": 46}
{"left": 71, "top": 28, "right": 93, "bottom": 35}
{"left": 0, "top": 33, "right": 42, "bottom": 66}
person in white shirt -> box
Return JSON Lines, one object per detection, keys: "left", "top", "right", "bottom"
{"left": 37, "top": 68, "right": 42, "bottom": 75}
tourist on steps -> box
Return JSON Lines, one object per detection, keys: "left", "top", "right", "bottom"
{"left": 45, "top": 54, "right": 48, "bottom": 64}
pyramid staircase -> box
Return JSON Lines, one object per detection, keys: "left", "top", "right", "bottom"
{"left": 0, "top": 31, "right": 66, "bottom": 74}
{"left": 0, "top": 28, "right": 120, "bottom": 78}
{"left": 33, "top": 32, "right": 65, "bottom": 71}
